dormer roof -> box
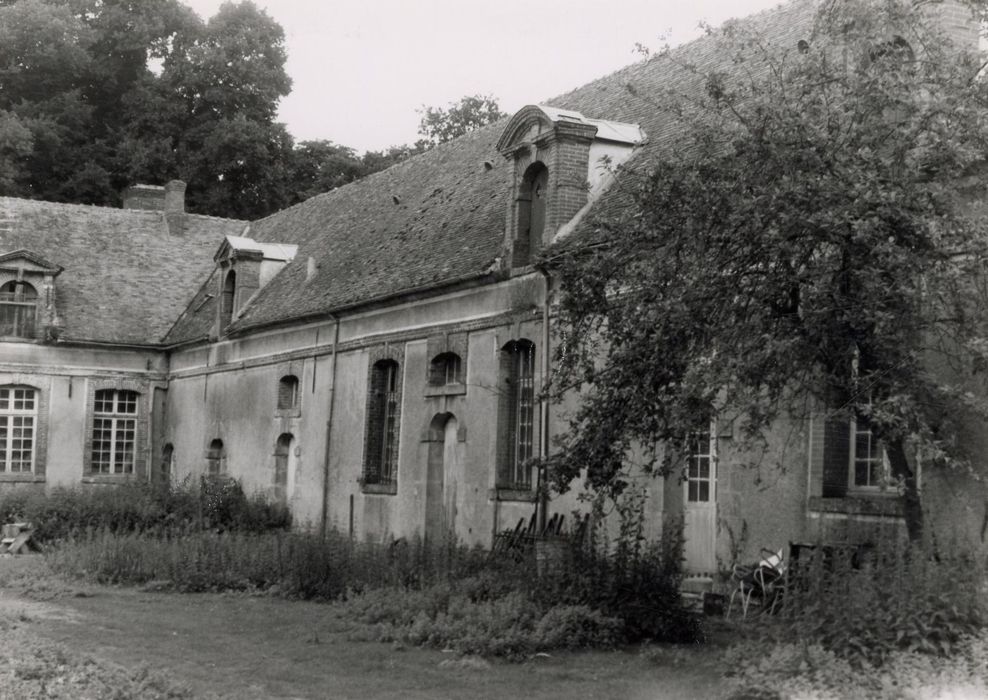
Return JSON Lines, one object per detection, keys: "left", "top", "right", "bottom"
{"left": 0, "top": 249, "right": 63, "bottom": 276}
{"left": 496, "top": 105, "right": 645, "bottom": 154}
{"left": 214, "top": 234, "right": 298, "bottom": 264}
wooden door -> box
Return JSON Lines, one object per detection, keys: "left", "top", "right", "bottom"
{"left": 683, "top": 431, "right": 717, "bottom": 575}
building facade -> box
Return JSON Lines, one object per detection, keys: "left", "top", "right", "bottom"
{"left": 1, "top": 0, "right": 986, "bottom": 577}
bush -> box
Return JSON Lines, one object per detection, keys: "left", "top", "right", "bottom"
{"left": 725, "top": 632, "right": 988, "bottom": 700}
{"left": 766, "top": 539, "right": 986, "bottom": 667}
{"left": 0, "top": 477, "right": 290, "bottom": 543}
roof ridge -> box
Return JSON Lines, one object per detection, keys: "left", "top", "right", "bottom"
{"left": 0, "top": 196, "right": 245, "bottom": 223}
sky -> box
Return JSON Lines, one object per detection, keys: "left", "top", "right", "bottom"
{"left": 183, "top": 0, "right": 785, "bottom": 153}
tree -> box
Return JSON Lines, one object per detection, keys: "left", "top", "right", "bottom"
{"left": 417, "top": 94, "right": 506, "bottom": 145}
{"left": 0, "top": 0, "right": 296, "bottom": 218}
{"left": 543, "top": 0, "right": 988, "bottom": 542}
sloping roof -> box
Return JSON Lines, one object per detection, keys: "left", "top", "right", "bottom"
{"left": 183, "top": 0, "right": 814, "bottom": 339}
{"left": 0, "top": 198, "right": 244, "bottom": 344}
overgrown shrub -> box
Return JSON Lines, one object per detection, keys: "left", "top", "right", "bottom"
{"left": 47, "top": 529, "right": 490, "bottom": 599}
{"left": 764, "top": 538, "right": 986, "bottom": 667}
{"left": 725, "top": 631, "right": 988, "bottom": 700}
{"left": 0, "top": 477, "right": 290, "bottom": 543}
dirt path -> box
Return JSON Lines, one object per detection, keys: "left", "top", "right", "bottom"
{"left": 0, "top": 557, "right": 730, "bottom": 700}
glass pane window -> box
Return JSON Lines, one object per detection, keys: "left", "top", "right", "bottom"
{"left": 850, "top": 419, "right": 889, "bottom": 489}
{"left": 0, "top": 386, "right": 37, "bottom": 473}
{"left": 0, "top": 281, "right": 38, "bottom": 339}
{"left": 91, "top": 389, "right": 139, "bottom": 475}
{"left": 687, "top": 431, "right": 713, "bottom": 503}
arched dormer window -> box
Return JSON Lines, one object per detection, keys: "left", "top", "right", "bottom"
{"left": 517, "top": 162, "right": 549, "bottom": 265}
{"left": 220, "top": 271, "right": 236, "bottom": 331}
{"left": 429, "top": 352, "right": 463, "bottom": 386}
{"left": 0, "top": 281, "right": 38, "bottom": 338}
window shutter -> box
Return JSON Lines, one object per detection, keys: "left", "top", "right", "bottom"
{"left": 822, "top": 418, "right": 850, "bottom": 498}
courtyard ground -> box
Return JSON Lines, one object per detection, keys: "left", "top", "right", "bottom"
{"left": 0, "top": 556, "right": 732, "bottom": 700}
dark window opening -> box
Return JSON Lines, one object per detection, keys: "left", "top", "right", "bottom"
{"left": 516, "top": 162, "right": 549, "bottom": 265}
{"left": 278, "top": 375, "right": 300, "bottom": 410}
{"left": 160, "top": 443, "right": 174, "bottom": 483}
{"left": 273, "top": 433, "right": 292, "bottom": 504}
{"left": 364, "top": 360, "right": 400, "bottom": 486}
{"left": 220, "top": 271, "right": 236, "bottom": 331}
{"left": 0, "top": 280, "right": 38, "bottom": 339}
{"left": 206, "top": 438, "right": 225, "bottom": 476}
{"left": 429, "top": 352, "right": 463, "bottom": 386}
{"left": 497, "top": 339, "right": 536, "bottom": 489}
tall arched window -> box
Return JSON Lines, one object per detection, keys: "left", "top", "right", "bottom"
{"left": 273, "top": 433, "right": 293, "bottom": 505}
{"left": 0, "top": 280, "right": 38, "bottom": 338}
{"left": 91, "top": 389, "right": 139, "bottom": 474}
{"left": 206, "top": 438, "right": 225, "bottom": 476}
{"left": 160, "top": 443, "right": 174, "bottom": 483}
{"left": 220, "top": 271, "right": 236, "bottom": 331}
{"left": 516, "top": 162, "right": 549, "bottom": 265}
{"left": 497, "top": 339, "right": 536, "bottom": 489}
{"left": 363, "top": 359, "right": 401, "bottom": 487}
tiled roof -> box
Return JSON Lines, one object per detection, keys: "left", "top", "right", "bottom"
{"left": 201, "top": 0, "right": 815, "bottom": 337}
{"left": 0, "top": 197, "right": 244, "bottom": 345}
{"left": 219, "top": 124, "right": 512, "bottom": 335}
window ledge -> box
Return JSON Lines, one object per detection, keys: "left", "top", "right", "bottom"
{"left": 490, "top": 488, "right": 536, "bottom": 503}
{"left": 275, "top": 408, "right": 302, "bottom": 419}
{"left": 424, "top": 384, "right": 467, "bottom": 398}
{"left": 809, "top": 496, "right": 903, "bottom": 518}
{"left": 361, "top": 482, "right": 397, "bottom": 495}
{"left": 0, "top": 473, "right": 45, "bottom": 483}
{"left": 82, "top": 474, "right": 137, "bottom": 484}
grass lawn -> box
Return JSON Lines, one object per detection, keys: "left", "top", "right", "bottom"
{"left": 0, "top": 556, "right": 733, "bottom": 700}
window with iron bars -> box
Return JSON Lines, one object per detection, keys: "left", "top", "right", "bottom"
{"left": 364, "top": 359, "right": 401, "bottom": 486}
{"left": 499, "top": 340, "right": 536, "bottom": 490}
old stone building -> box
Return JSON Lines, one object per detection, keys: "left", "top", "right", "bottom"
{"left": 1, "top": 0, "right": 986, "bottom": 576}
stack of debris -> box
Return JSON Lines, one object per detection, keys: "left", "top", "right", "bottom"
{"left": 1, "top": 523, "right": 38, "bottom": 555}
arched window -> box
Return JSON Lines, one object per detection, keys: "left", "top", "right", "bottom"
{"left": 220, "top": 271, "right": 236, "bottom": 331}
{"left": 496, "top": 339, "right": 536, "bottom": 489}
{"left": 363, "top": 359, "right": 401, "bottom": 487}
{"left": 277, "top": 375, "right": 300, "bottom": 410}
{"left": 206, "top": 438, "right": 225, "bottom": 476}
{"left": 516, "top": 162, "right": 549, "bottom": 265}
{"left": 0, "top": 385, "right": 37, "bottom": 474}
{"left": 160, "top": 443, "right": 174, "bottom": 483}
{"left": 91, "top": 389, "right": 139, "bottom": 474}
{"left": 0, "top": 280, "right": 38, "bottom": 338}
{"left": 273, "top": 433, "right": 293, "bottom": 505}
{"left": 429, "top": 352, "right": 463, "bottom": 386}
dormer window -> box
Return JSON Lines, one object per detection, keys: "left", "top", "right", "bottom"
{"left": 212, "top": 234, "right": 297, "bottom": 336}
{"left": 518, "top": 163, "right": 549, "bottom": 264}
{"left": 0, "top": 281, "right": 38, "bottom": 338}
{"left": 496, "top": 106, "right": 643, "bottom": 271}
{"left": 221, "top": 270, "right": 236, "bottom": 332}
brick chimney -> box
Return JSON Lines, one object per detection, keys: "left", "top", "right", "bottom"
{"left": 164, "top": 180, "right": 186, "bottom": 236}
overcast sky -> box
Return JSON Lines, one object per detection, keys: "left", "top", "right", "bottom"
{"left": 183, "top": 0, "right": 784, "bottom": 153}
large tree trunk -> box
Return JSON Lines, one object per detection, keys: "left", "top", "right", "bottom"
{"left": 886, "top": 438, "right": 923, "bottom": 543}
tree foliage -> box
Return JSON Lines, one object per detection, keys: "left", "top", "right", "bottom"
{"left": 417, "top": 94, "right": 506, "bottom": 145}
{"left": 544, "top": 0, "right": 988, "bottom": 540}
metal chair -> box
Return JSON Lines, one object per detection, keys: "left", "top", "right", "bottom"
{"left": 727, "top": 547, "right": 786, "bottom": 618}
